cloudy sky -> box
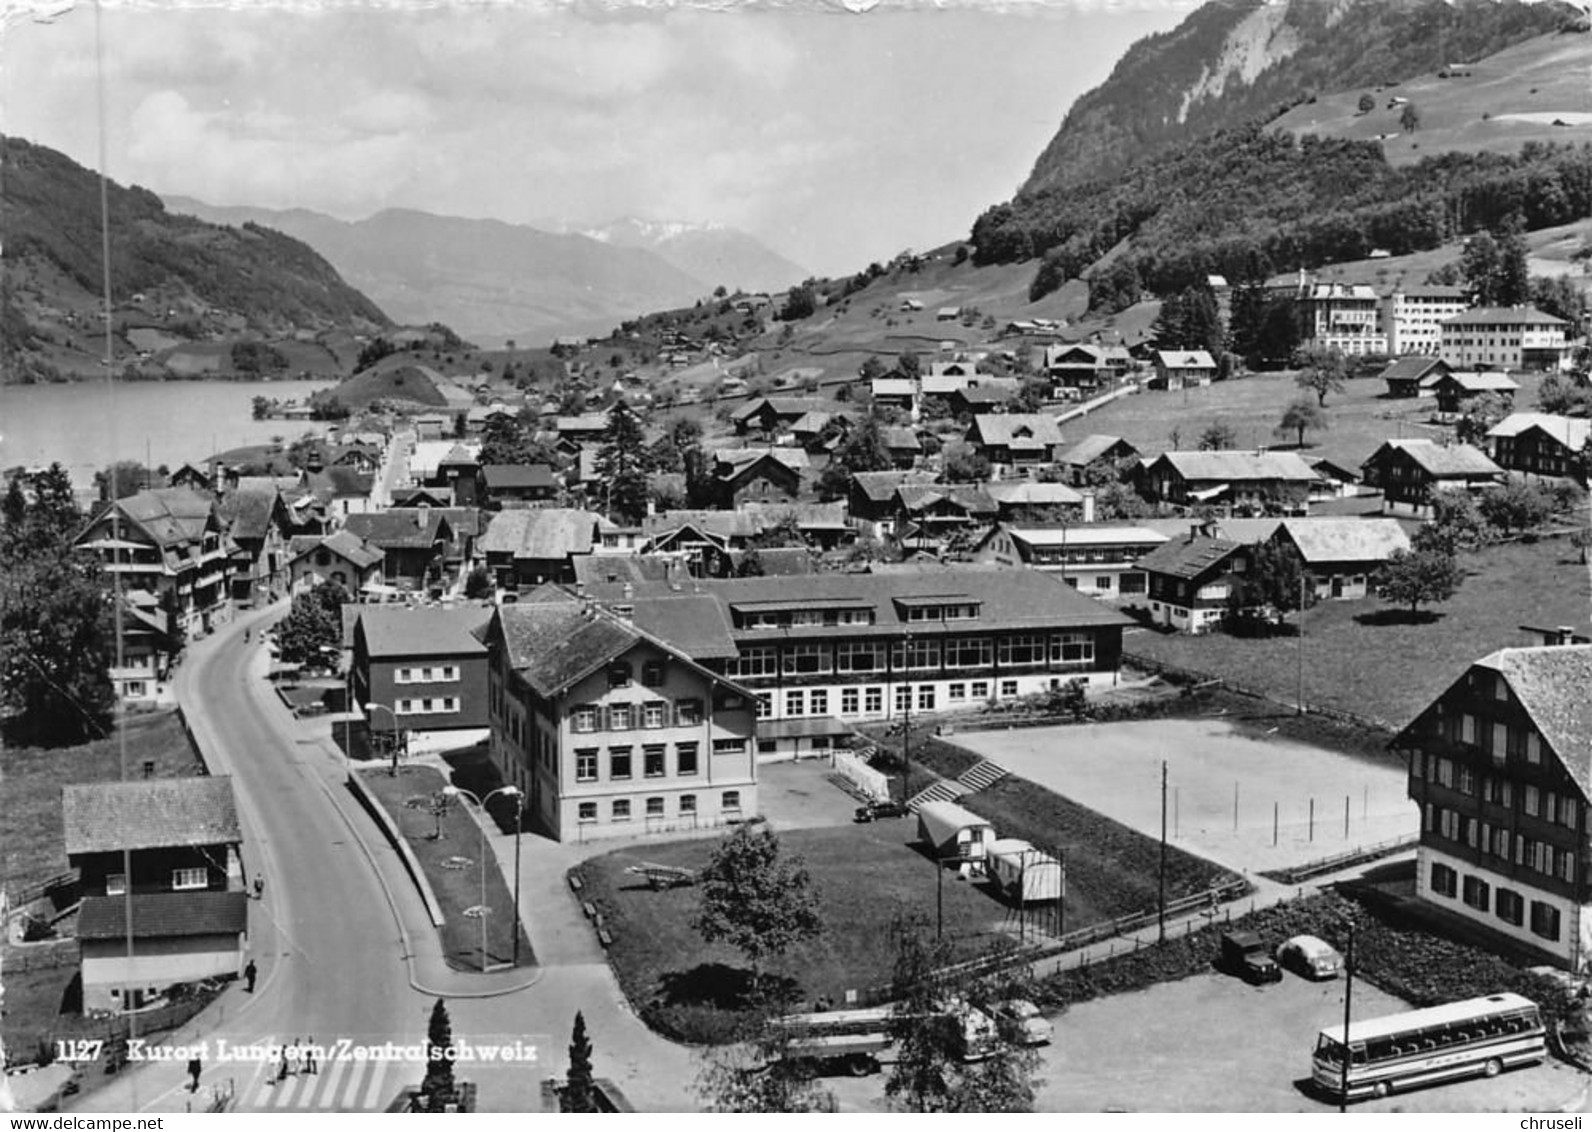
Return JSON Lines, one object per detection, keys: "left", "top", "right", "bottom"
{"left": 3, "top": 0, "right": 1196, "bottom": 277}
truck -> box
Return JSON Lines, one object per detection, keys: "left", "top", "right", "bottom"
{"left": 777, "top": 1000, "right": 1002, "bottom": 1076}
{"left": 1220, "top": 930, "right": 1283, "bottom": 984}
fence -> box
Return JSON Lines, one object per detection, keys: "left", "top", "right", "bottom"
{"left": 1266, "top": 833, "right": 1420, "bottom": 886}
{"left": 7, "top": 871, "right": 78, "bottom": 912}
{"left": 832, "top": 750, "right": 889, "bottom": 801}
{"left": 3, "top": 939, "right": 80, "bottom": 973}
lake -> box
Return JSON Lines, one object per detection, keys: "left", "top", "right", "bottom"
{"left": 0, "top": 379, "right": 339, "bottom": 490}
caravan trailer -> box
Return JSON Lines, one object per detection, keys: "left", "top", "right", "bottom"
{"left": 986, "top": 838, "right": 1063, "bottom": 903}
{"left": 916, "top": 801, "right": 994, "bottom": 862}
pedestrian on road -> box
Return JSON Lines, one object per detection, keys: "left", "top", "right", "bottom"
{"left": 304, "top": 1037, "right": 318, "bottom": 1075}
{"left": 244, "top": 959, "right": 257, "bottom": 993}
{"left": 187, "top": 1057, "right": 202, "bottom": 1093}
{"left": 276, "top": 1041, "right": 288, "bottom": 1084}
{"left": 253, "top": 877, "right": 264, "bottom": 900}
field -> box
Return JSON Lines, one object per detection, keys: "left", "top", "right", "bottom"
{"left": 357, "top": 764, "right": 534, "bottom": 972}
{"left": 1124, "top": 534, "right": 1592, "bottom": 732}
{"left": 1272, "top": 31, "right": 1592, "bottom": 166}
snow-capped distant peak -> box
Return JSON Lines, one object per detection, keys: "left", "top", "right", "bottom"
{"left": 583, "top": 217, "right": 727, "bottom": 245}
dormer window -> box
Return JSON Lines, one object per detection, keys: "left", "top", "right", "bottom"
{"left": 607, "top": 661, "right": 632, "bottom": 689}
{"left": 642, "top": 660, "right": 664, "bottom": 687}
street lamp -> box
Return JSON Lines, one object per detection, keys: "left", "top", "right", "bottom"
{"left": 442, "top": 784, "right": 523, "bottom": 972}
{"left": 363, "top": 702, "right": 403, "bottom": 776}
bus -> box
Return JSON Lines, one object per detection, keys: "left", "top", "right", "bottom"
{"left": 1312, "top": 993, "right": 1546, "bottom": 1102}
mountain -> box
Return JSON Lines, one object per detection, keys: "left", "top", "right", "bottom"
{"left": 163, "top": 200, "right": 727, "bottom": 346}
{"left": 2, "top": 136, "right": 389, "bottom": 382}
{"left": 579, "top": 217, "right": 807, "bottom": 295}
{"left": 1021, "top": 0, "right": 1577, "bottom": 197}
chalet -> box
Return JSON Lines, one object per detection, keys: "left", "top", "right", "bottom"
{"left": 342, "top": 508, "right": 457, "bottom": 589}
{"left": 352, "top": 605, "right": 493, "bottom": 752}
{"left": 949, "top": 379, "right": 1020, "bottom": 417}
{"left": 641, "top": 510, "right": 761, "bottom": 560}
{"left": 1270, "top": 517, "right": 1411, "bottom": 600}
{"left": 1360, "top": 439, "right": 1502, "bottom": 517}
{"left": 1440, "top": 307, "right": 1571, "bottom": 371}
{"left": 1380, "top": 355, "right": 1450, "bottom": 399}
{"left": 217, "top": 481, "right": 294, "bottom": 605}
{"left": 1393, "top": 643, "right": 1592, "bottom": 971}
{"left": 483, "top": 589, "right": 758, "bottom": 841}
{"left": 893, "top": 483, "right": 998, "bottom": 538}
{"left": 1485, "top": 413, "right": 1591, "bottom": 482}
{"left": 63, "top": 778, "right": 246, "bottom": 1012}
{"left": 1055, "top": 435, "right": 1139, "bottom": 486}
{"left": 871, "top": 378, "right": 918, "bottom": 418}
{"left": 436, "top": 444, "right": 481, "bottom": 506}
{"left": 74, "top": 488, "right": 235, "bottom": 639}
{"left": 1134, "top": 525, "right": 1255, "bottom": 634}
{"left": 937, "top": 306, "right": 961, "bottom": 322}
{"left": 882, "top": 426, "right": 923, "bottom": 469}
{"left": 1306, "top": 456, "right": 1365, "bottom": 501}
{"left": 389, "top": 486, "right": 452, "bottom": 509}
{"left": 413, "top": 414, "right": 450, "bottom": 440}
{"left": 1140, "top": 450, "right": 1318, "bottom": 512}
{"left": 302, "top": 465, "right": 377, "bottom": 519}
{"left": 478, "top": 507, "right": 605, "bottom": 590}
{"left": 555, "top": 414, "right": 610, "bottom": 446}
{"left": 113, "top": 594, "right": 175, "bottom": 704}
{"left": 975, "top": 522, "right": 1166, "bottom": 600}
{"left": 481, "top": 463, "right": 559, "bottom": 506}
{"left": 966, "top": 414, "right": 1065, "bottom": 471}
{"left": 1044, "top": 344, "right": 1125, "bottom": 396}
{"left": 167, "top": 463, "right": 213, "bottom": 494}
{"left": 729, "top": 397, "right": 826, "bottom": 438}
{"left": 847, "top": 470, "right": 937, "bottom": 535}
{"left": 791, "top": 411, "right": 848, "bottom": 452}
{"left": 711, "top": 448, "right": 806, "bottom": 508}
{"left": 1150, "top": 350, "right": 1217, "bottom": 390}
{"left": 1432, "top": 371, "right": 1520, "bottom": 415}
{"left": 287, "top": 529, "right": 385, "bottom": 595}
{"left": 983, "top": 481, "right": 1084, "bottom": 523}
{"left": 921, "top": 368, "right": 980, "bottom": 402}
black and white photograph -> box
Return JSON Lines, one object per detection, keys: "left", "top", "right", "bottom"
{"left": 3, "top": 0, "right": 1592, "bottom": 1116}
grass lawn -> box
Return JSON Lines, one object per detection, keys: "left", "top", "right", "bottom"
{"left": 579, "top": 823, "right": 1021, "bottom": 1043}
{"left": 1124, "top": 534, "right": 1592, "bottom": 731}
{"left": 0, "top": 710, "right": 205, "bottom": 896}
{"left": 1070, "top": 367, "right": 1551, "bottom": 473}
{"left": 357, "top": 765, "right": 533, "bottom": 972}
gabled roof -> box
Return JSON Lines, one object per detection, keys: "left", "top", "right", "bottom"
{"left": 729, "top": 396, "right": 826, "bottom": 423}
{"left": 955, "top": 379, "right": 1020, "bottom": 405}
{"left": 63, "top": 777, "right": 240, "bottom": 856}
{"left": 477, "top": 507, "right": 602, "bottom": 559}
{"left": 1058, "top": 434, "right": 1136, "bottom": 467}
{"left": 572, "top": 554, "right": 679, "bottom": 592}
{"left": 712, "top": 447, "right": 810, "bottom": 472}
{"left": 1135, "top": 534, "right": 1247, "bottom": 581}
{"left": 1276, "top": 518, "right": 1411, "bottom": 564}
{"left": 1485, "top": 413, "right": 1591, "bottom": 451}
{"left": 642, "top": 509, "right": 762, "bottom": 542}
{"left": 1435, "top": 371, "right": 1520, "bottom": 394}
{"left": 969, "top": 414, "right": 1063, "bottom": 449}
{"left": 343, "top": 508, "right": 454, "bottom": 549}
{"left": 1141, "top": 517, "right": 1283, "bottom": 545}
{"left": 1380, "top": 355, "right": 1449, "bottom": 383}
{"left": 357, "top": 604, "right": 491, "bottom": 659}
{"left": 556, "top": 414, "right": 610, "bottom": 433}
{"left": 1469, "top": 646, "right": 1592, "bottom": 798}
{"left": 850, "top": 470, "right": 936, "bottom": 502}
{"left": 1442, "top": 306, "right": 1567, "bottom": 327}
{"left": 92, "top": 488, "right": 219, "bottom": 550}
{"left": 303, "top": 466, "right": 376, "bottom": 500}
{"left": 895, "top": 483, "right": 998, "bottom": 516}
{"left": 438, "top": 443, "right": 480, "bottom": 467}
{"left": 1004, "top": 524, "right": 1167, "bottom": 549}
{"left": 77, "top": 891, "right": 249, "bottom": 942}
{"left": 482, "top": 464, "right": 557, "bottom": 490}
{"left": 882, "top": 426, "right": 922, "bottom": 451}
{"left": 1367, "top": 438, "right": 1501, "bottom": 478}
{"left": 1154, "top": 349, "right": 1216, "bottom": 369}
{"left": 287, "top": 529, "right": 385, "bottom": 569}
{"left": 984, "top": 481, "right": 1083, "bottom": 507}
{"left": 871, "top": 378, "right": 918, "bottom": 398}
{"left": 1150, "top": 450, "right": 1318, "bottom": 483}
{"left": 629, "top": 595, "right": 739, "bottom": 660}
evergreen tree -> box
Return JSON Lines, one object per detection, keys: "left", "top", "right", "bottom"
{"left": 1461, "top": 231, "right": 1501, "bottom": 304}
{"left": 817, "top": 417, "right": 894, "bottom": 499}
{"left": 597, "top": 398, "right": 650, "bottom": 525}
{"left": 1494, "top": 214, "right": 1531, "bottom": 307}
{"left": 419, "top": 999, "right": 456, "bottom": 1109}
{"left": 565, "top": 1012, "right": 596, "bottom": 1113}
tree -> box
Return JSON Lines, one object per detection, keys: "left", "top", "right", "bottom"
{"left": 1242, "top": 541, "right": 1317, "bottom": 622}
{"left": 1478, "top": 480, "right": 1554, "bottom": 537}
{"left": 1495, "top": 214, "right": 1531, "bottom": 308}
{"left": 1151, "top": 285, "right": 1223, "bottom": 356}
{"left": 1013, "top": 376, "right": 1049, "bottom": 413}
{"left": 779, "top": 284, "right": 816, "bottom": 321}
{"left": 93, "top": 461, "right": 153, "bottom": 501}
{"left": 1357, "top": 92, "right": 1375, "bottom": 114}
{"left": 275, "top": 582, "right": 343, "bottom": 669}
{"left": 1399, "top": 101, "right": 1421, "bottom": 133}
{"left": 896, "top": 352, "right": 922, "bottom": 381}
{"left": 694, "top": 1011, "right": 835, "bottom": 1113}
{"left": 817, "top": 417, "right": 894, "bottom": 499}
{"left": 884, "top": 916, "right": 1038, "bottom": 1113}
{"left": 1416, "top": 491, "right": 1486, "bottom": 555}
{"left": 1373, "top": 548, "right": 1463, "bottom": 616}
{"left": 1461, "top": 231, "right": 1500, "bottom": 304}
{"left": 941, "top": 442, "right": 991, "bottom": 484}
{"left": 597, "top": 398, "right": 650, "bottom": 526}
{"left": 1293, "top": 343, "right": 1349, "bottom": 407}
{"left": 1536, "top": 374, "right": 1592, "bottom": 417}
{"left": 1454, "top": 391, "right": 1509, "bottom": 447}
{"left": 857, "top": 355, "right": 887, "bottom": 383}
{"left": 564, "top": 1012, "right": 596, "bottom": 1113}
{"left": 1275, "top": 398, "right": 1328, "bottom": 448}
{"left": 695, "top": 823, "right": 823, "bottom": 999}
{"left": 1198, "top": 421, "right": 1237, "bottom": 451}
{"left": 418, "top": 999, "right": 456, "bottom": 1110}
{"left": 463, "top": 565, "right": 493, "bottom": 600}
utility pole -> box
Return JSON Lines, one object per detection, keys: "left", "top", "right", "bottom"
{"left": 1339, "top": 923, "right": 1356, "bottom": 1113}
{"left": 1158, "top": 760, "right": 1168, "bottom": 943}
{"left": 1297, "top": 573, "right": 1306, "bottom": 715}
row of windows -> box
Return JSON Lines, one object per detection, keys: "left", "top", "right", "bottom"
{"left": 396, "top": 697, "right": 459, "bottom": 716}
{"left": 1429, "top": 863, "right": 1562, "bottom": 941}
{"left": 742, "top": 608, "right": 874, "bottom": 629}
{"left": 1420, "top": 753, "right": 1579, "bottom": 830}
{"left": 573, "top": 739, "right": 746, "bottom": 782}
{"left": 760, "top": 679, "right": 1025, "bottom": 719}
{"left": 577, "top": 790, "right": 741, "bottom": 823}
{"left": 602, "top": 659, "right": 669, "bottom": 689}
{"left": 1430, "top": 714, "right": 1544, "bottom": 766}
{"left": 724, "top": 634, "right": 1095, "bottom": 678}
{"left": 1424, "top": 805, "right": 1579, "bottom": 882}
{"left": 572, "top": 699, "right": 703, "bottom": 733}
{"left": 105, "top": 868, "right": 208, "bottom": 894}
{"left": 395, "top": 665, "right": 459, "bottom": 684}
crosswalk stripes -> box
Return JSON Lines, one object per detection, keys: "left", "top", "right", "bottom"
{"left": 246, "top": 1055, "right": 409, "bottom": 1111}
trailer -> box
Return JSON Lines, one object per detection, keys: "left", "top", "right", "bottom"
{"left": 986, "top": 838, "right": 1063, "bottom": 903}
{"left": 777, "top": 1007, "right": 894, "bottom": 1076}
{"left": 916, "top": 800, "right": 994, "bottom": 862}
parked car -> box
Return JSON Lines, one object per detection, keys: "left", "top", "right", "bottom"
{"left": 991, "top": 999, "right": 1053, "bottom": 1046}
{"left": 1276, "top": 934, "right": 1343, "bottom": 980}
{"left": 854, "top": 799, "right": 908, "bottom": 823}
{"left": 1220, "top": 930, "right": 1282, "bottom": 984}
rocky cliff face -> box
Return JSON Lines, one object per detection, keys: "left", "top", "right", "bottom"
{"left": 1020, "top": 0, "right": 1574, "bottom": 195}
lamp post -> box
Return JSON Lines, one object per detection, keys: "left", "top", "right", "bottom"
{"left": 442, "top": 784, "right": 523, "bottom": 972}
{"left": 363, "top": 702, "right": 403, "bottom": 776}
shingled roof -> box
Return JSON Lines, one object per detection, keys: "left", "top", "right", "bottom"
{"left": 1135, "top": 535, "right": 1247, "bottom": 581}
{"left": 1277, "top": 518, "right": 1410, "bottom": 564}
{"left": 1151, "top": 450, "right": 1319, "bottom": 483}
{"left": 1058, "top": 434, "right": 1134, "bottom": 467}
{"left": 356, "top": 605, "right": 491, "bottom": 659}
{"left": 78, "top": 891, "right": 249, "bottom": 941}
{"left": 969, "top": 414, "right": 1064, "bottom": 449}
{"left": 1471, "top": 646, "right": 1592, "bottom": 798}
{"left": 63, "top": 778, "right": 240, "bottom": 856}
{"left": 629, "top": 594, "right": 739, "bottom": 659}
{"left": 477, "top": 508, "right": 603, "bottom": 559}
{"left": 343, "top": 509, "right": 453, "bottom": 550}
{"left": 1372, "top": 438, "right": 1502, "bottom": 478}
